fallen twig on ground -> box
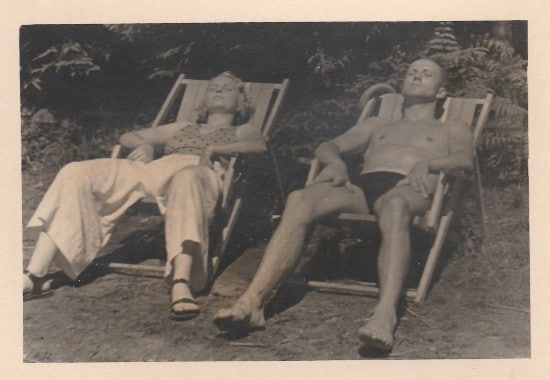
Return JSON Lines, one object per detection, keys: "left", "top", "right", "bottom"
{"left": 389, "top": 349, "right": 417, "bottom": 357}
{"left": 278, "top": 334, "right": 299, "bottom": 345}
{"left": 228, "top": 342, "right": 267, "bottom": 348}
{"left": 485, "top": 303, "right": 529, "bottom": 314}
{"left": 405, "top": 307, "right": 433, "bottom": 328}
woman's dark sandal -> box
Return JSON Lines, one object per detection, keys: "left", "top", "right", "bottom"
{"left": 23, "top": 270, "right": 53, "bottom": 301}
{"left": 170, "top": 278, "right": 199, "bottom": 321}
{"left": 170, "top": 298, "right": 200, "bottom": 320}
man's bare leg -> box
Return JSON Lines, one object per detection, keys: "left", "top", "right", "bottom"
{"left": 214, "top": 182, "right": 368, "bottom": 332}
{"left": 358, "top": 186, "right": 430, "bottom": 351}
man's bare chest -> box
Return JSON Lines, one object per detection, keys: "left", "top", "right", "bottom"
{"left": 370, "top": 121, "right": 449, "bottom": 149}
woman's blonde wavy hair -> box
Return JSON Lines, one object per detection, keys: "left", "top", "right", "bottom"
{"left": 195, "top": 71, "right": 255, "bottom": 126}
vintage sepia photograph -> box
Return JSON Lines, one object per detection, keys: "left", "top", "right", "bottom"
{"left": 20, "top": 21, "right": 529, "bottom": 363}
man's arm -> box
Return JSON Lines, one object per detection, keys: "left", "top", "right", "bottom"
{"left": 314, "top": 118, "right": 376, "bottom": 166}
{"left": 404, "top": 120, "right": 474, "bottom": 197}
{"left": 312, "top": 118, "right": 376, "bottom": 188}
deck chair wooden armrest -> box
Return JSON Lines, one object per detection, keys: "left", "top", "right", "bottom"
{"left": 296, "top": 156, "right": 314, "bottom": 166}
{"left": 111, "top": 144, "right": 122, "bottom": 159}
{"left": 220, "top": 156, "right": 237, "bottom": 210}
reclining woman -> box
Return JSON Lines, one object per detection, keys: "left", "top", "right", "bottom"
{"left": 23, "top": 71, "right": 264, "bottom": 320}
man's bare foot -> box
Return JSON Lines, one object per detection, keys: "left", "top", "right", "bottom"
{"left": 171, "top": 279, "right": 199, "bottom": 320}
{"left": 214, "top": 297, "right": 266, "bottom": 333}
{"left": 358, "top": 307, "right": 397, "bottom": 351}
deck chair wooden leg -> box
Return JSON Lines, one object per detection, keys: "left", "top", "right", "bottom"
{"left": 104, "top": 199, "right": 243, "bottom": 280}
{"left": 269, "top": 146, "right": 287, "bottom": 211}
{"left": 297, "top": 280, "right": 419, "bottom": 300}
{"left": 473, "top": 154, "right": 487, "bottom": 239}
{"left": 414, "top": 210, "right": 455, "bottom": 304}
{"left": 105, "top": 262, "right": 165, "bottom": 276}
{"left": 211, "top": 198, "right": 243, "bottom": 276}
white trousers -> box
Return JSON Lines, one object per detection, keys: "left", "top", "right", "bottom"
{"left": 27, "top": 154, "right": 223, "bottom": 292}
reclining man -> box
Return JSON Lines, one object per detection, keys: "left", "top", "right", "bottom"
{"left": 214, "top": 59, "right": 474, "bottom": 351}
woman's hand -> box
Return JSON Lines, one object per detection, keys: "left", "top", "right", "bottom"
{"left": 127, "top": 144, "right": 154, "bottom": 163}
{"left": 199, "top": 146, "right": 215, "bottom": 168}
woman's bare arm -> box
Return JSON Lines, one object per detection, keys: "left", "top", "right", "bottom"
{"left": 209, "top": 124, "right": 267, "bottom": 155}
{"left": 199, "top": 124, "right": 267, "bottom": 168}
{"left": 118, "top": 120, "right": 192, "bottom": 149}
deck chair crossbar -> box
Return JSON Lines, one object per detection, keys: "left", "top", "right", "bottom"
{"left": 107, "top": 74, "right": 289, "bottom": 277}
{"left": 303, "top": 87, "right": 493, "bottom": 304}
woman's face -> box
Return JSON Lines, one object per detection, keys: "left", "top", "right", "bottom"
{"left": 205, "top": 75, "right": 241, "bottom": 114}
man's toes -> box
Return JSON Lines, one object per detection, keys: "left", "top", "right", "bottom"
{"left": 358, "top": 326, "right": 392, "bottom": 351}
{"left": 214, "top": 310, "right": 240, "bottom": 331}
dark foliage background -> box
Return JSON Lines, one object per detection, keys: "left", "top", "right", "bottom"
{"left": 20, "top": 21, "right": 527, "bottom": 195}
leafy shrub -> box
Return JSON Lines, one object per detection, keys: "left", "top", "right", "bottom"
{"left": 272, "top": 23, "right": 527, "bottom": 187}
{"left": 429, "top": 30, "right": 527, "bottom": 184}
{"left": 21, "top": 108, "right": 123, "bottom": 172}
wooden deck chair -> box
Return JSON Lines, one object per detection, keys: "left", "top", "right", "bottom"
{"left": 106, "top": 74, "right": 289, "bottom": 279}
{"left": 301, "top": 86, "right": 493, "bottom": 304}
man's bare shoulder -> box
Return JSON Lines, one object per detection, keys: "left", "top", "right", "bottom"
{"left": 356, "top": 116, "right": 391, "bottom": 130}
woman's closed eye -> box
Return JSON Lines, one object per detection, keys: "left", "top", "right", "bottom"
{"left": 208, "top": 86, "right": 234, "bottom": 93}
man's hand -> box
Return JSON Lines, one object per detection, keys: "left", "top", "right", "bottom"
{"left": 313, "top": 161, "right": 354, "bottom": 192}
{"left": 199, "top": 146, "right": 215, "bottom": 168}
{"left": 127, "top": 144, "right": 154, "bottom": 163}
{"left": 397, "top": 160, "right": 431, "bottom": 198}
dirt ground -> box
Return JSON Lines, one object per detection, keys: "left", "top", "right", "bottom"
{"left": 22, "top": 169, "right": 530, "bottom": 361}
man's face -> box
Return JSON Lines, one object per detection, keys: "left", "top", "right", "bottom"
{"left": 401, "top": 59, "right": 446, "bottom": 100}
{"left": 205, "top": 75, "right": 241, "bottom": 113}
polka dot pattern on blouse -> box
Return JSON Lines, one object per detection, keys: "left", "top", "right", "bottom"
{"left": 164, "top": 124, "right": 237, "bottom": 156}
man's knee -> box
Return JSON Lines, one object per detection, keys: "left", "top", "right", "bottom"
{"left": 283, "top": 189, "right": 316, "bottom": 225}
{"left": 377, "top": 195, "right": 411, "bottom": 232}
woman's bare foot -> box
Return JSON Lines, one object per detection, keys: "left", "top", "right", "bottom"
{"left": 171, "top": 279, "right": 199, "bottom": 320}
{"left": 357, "top": 306, "right": 397, "bottom": 351}
{"left": 214, "top": 297, "right": 266, "bottom": 333}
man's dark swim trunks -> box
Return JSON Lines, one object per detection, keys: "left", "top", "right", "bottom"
{"left": 355, "top": 171, "right": 406, "bottom": 211}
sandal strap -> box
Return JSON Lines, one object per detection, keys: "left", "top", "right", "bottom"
{"left": 23, "top": 270, "right": 50, "bottom": 295}
{"left": 172, "top": 278, "right": 190, "bottom": 285}
{"left": 171, "top": 297, "right": 198, "bottom": 307}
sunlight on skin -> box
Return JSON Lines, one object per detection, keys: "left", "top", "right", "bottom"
{"left": 214, "top": 59, "right": 473, "bottom": 353}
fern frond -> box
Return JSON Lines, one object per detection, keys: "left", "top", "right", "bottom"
{"left": 491, "top": 97, "right": 527, "bottom": 118}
